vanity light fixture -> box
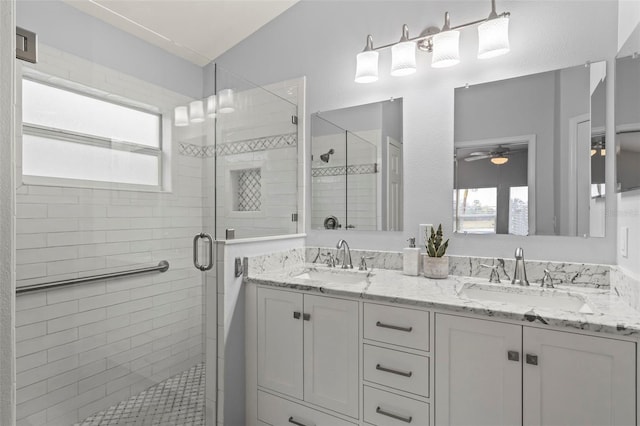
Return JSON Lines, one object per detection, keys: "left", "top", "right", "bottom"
{"left": 391, "top": 25, "right": 417, "bottom": 76}
{"left": 431, "top": 13, "right": 460, "bottom": 68}
{"left": 490, "top": 156, "right": 509, "bottom": 165}
{"left": 355, "top": 35, "right": 379, "bottom": 83}
{"left": 354, "top": 0, "right": 510, "bottom": 82}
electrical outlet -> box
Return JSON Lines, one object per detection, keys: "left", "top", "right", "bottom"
{"left": 419, "top": 224, "right": 433, "bottom": 247}
{"left": 620, "top": 227, "right": 629, "bottom": 258}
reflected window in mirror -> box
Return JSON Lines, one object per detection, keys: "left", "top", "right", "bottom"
{"left": 454, "top": 143, "right": 529, "bottom": 236}
{"left": 311, "top": 99, "right": 403, "bottom": 231}
{"left": 453, "top": 61, "right": 606, "bottom": 238}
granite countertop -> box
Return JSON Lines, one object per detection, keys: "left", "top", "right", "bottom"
{"left": 246, "top": 263, "right": 640, "bottom": 338}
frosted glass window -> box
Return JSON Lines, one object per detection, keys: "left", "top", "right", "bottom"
{"left": 22, "top": 79, "right": 160, "bottom": 147}
{"left": 21, "top": 77, "right": 163, "bottom": 188}
{"left": 23, "top": 135, "right": 159, "bottom": 186}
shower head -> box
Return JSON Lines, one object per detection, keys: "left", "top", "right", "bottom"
{"left": 320, "top": 149, "right": 335, "bottom": 163}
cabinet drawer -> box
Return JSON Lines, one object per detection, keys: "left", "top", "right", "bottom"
{"left": 258, "top": 390, "right": 356, "bottom": 426}
{"left": 364, "top": 303, "right": 429, "bottom": 351}
{"left": 364, "top": 386, "right": 430, "bottom": 426}
{"left": 363, "top": 344, "right": 429, "bottom": 397}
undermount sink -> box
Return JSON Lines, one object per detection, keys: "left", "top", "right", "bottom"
{"left": 293, "top": 269, "right": 371, "bottom": 285}
{"left": 458, "top": 282, "right": 594, "bottom": 314}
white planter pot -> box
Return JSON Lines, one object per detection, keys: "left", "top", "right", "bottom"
{"left": 423, "top": 255, "right": 449, "bottom": 279}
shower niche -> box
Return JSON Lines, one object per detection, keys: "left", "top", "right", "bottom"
{"left": 230, "top": 167, "right": 262, "bottom": 212}
{"left": 311, "top": 98, "right": 404, "bottom": 231}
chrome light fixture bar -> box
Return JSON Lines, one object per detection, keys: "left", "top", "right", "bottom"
{"left": 355, "top": 0, "right": 510, "bottom": 83}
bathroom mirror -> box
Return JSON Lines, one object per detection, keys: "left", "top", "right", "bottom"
{"left": 454, "top": 61, "right": 606, "bottom": 237}
{"left": 616, "top": 23, "right": 640, "bottom": 193}
{"left": 311, "top": 99, "right": 403, "bottom": 231}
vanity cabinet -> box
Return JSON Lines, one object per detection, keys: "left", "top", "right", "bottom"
{"left": 435, "top": 314, "right": 636, "bottom": 426}
{"left": 362, "top": 303, "right": 431, "bottom": 425}
{"left": 256, "top": 287, "right": 359, "bottom": 419}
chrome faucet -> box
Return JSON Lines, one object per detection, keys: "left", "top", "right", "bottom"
{"left": 512, "top": 247, "right": 529, "bottom": 286}
{"left": 336, "top": 239, "right": 353, "bottom": 269}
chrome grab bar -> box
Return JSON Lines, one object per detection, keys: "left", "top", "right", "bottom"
{"left": 16, "top": 261, "right": 170, "bottom": 295}
{"left": 193, "top": 232, "right": 214, "bottom": 271}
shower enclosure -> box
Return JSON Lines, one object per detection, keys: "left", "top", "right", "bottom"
{"left": 13, "top": 2, "right": 300, "bottom": 425}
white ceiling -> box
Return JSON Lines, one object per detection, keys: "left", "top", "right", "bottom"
{"left": 63, "top": 0, "right": 298, "bottom": 66}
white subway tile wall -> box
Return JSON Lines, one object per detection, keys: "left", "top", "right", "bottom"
{"left": 15, "top": 45, "right": 210, "bottom": 426}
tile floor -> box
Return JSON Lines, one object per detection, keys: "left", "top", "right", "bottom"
{"left": 76, "top": 363, "right": 205, "bottom": 425}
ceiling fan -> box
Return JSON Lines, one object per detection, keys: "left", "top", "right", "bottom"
{"left": 464, "top": 146, "right": 513, "bottom": 165}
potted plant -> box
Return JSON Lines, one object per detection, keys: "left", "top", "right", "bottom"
{"left": 423, "top": 224, "right": 449, "bottom": 279}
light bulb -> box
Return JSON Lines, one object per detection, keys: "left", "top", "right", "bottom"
{"left": 491, "top": 156, "right": 509, "bottom": 165}
{"left": 189, "top": 100, "right": 205, "bottom": 123}
{"left": 432, "top": 30, "right": 460, "bottom": 68}
{"left": 478, "top": 16, "right": 510, "bottom": 59}
{"left": 174, "top": 106, "right": 188, "bottom": 127}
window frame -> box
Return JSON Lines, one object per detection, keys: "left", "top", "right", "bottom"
{"left": 21, "top": 76, "right": 165, "bottom": 192}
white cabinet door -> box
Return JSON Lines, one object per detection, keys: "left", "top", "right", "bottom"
{"left": 257, "top": 287, "right": 303, "bottom": 399}
{"left": 523, "top": 327, "right": 636, "bottom": 426}
{"left": 435, "top": 314, "right": 522, "bottom": 426}
{"left": 303, "top": 294, "right": 359, "bottom": 418}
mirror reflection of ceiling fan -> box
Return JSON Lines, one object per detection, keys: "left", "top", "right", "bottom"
{"left": 464, "top": 146, "right": 514, "bottom": 165}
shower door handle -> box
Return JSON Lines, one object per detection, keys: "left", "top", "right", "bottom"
{"left": 193, "top": 233, "right": 214, "bottom": 271}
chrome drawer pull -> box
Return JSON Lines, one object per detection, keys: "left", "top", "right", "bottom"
{"left": 376, "top": 321, "right": 413, "bottom": 332}
{"left": 376, "top": 406, "right": 413, "bottom": 423}
{"left": 288, "top": 416, "right": 313, "bottom": 426}
{"left": 376, "top": 363, "right": 413, "bottom": 377}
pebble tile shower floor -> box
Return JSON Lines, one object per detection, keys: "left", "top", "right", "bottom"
{"left": 76, "top": 363, "right": 205, "bottom": 425}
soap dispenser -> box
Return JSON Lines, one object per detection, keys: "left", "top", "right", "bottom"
{"left": 403, "top": 237, "right": 421, "bottom": 276}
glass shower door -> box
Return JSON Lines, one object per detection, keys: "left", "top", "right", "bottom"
{"left": 214, "top": 66, "right": 300, "bottom": 240}
{"left": 15, "top": 3, "right": 211, "bottom": 424}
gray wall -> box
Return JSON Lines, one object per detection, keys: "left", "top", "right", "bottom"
{"left": 16, "top": 0, "right": 204, "bottom": 99}
{"left": 214, "top": 0, "right": 619, "bottom": 263}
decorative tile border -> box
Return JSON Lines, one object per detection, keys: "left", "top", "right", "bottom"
{"left": 311, "top": 163, "right": 378, "bottom": 177}
{"left": 179, "top": 143, "right": 206, "bottom": 158}
{"left": 217, "top": 132, "right": 297, "bottom": 157}
{"left": 179, "top": 133, "right": 297, "bottom": 158}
